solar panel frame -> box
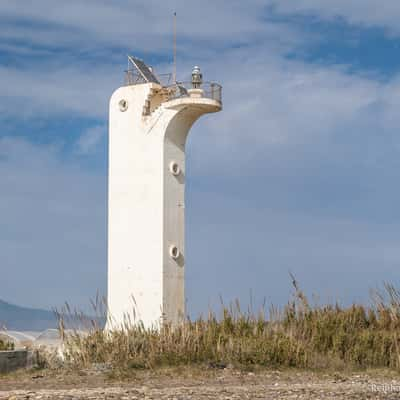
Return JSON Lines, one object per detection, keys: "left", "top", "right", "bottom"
{"left": 128, "top": 56, "right": 161, "bottom": 84}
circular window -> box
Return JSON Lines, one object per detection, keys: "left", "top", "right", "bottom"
{"left": 169, "top": 161, "right": 181, "bottom": 176}
{"left": 119, "top": 99, "right": 128, "bottom": 112}
{"left": 169, "top": 245, "right": 180, "bottom": 260}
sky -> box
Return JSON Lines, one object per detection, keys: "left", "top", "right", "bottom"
{"left": 1, "top": 0, "right": 400, "bottom": 315}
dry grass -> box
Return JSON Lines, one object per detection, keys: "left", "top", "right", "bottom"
{"left": 57, "top": 280, "right": 400, "bottom": 373}
{"left": 0, "top": 338, "right": 14, "bottom": 351}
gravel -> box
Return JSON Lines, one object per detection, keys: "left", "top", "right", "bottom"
{"left": 1, "top": 369, "right": 399, "bottom": 399}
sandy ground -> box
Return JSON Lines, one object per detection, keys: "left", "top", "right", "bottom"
{"left": 1, "top": 367, "right": 400, "bottom": 399}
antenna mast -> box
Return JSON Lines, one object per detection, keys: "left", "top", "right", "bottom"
{"left": 173, "top": 12, "right": 177, "bottom": 83}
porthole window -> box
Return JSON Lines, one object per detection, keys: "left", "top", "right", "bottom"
{"left": 169, "top": 161, "right": 180, "bottom": 176}
{"left": 119, "top": 99, "right": 128, "bottom": 112}
{"left": 169, "top": 245, "right": 180, "bottom": 260}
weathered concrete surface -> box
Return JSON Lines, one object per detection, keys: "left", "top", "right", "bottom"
{"left": 108, "top": 78, "right": 222, "bottom": 329}
{"left": 0, "top": 350, "right": 28, "bottom": 373}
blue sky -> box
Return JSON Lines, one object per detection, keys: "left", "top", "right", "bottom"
{"left": 1, "top": 0, "right": 400, "bottom": 315}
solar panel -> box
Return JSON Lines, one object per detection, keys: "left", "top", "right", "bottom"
{"left": 128, "top": 56, "right": 160, "bottom": 84}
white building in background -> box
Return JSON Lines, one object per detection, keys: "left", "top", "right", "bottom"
{"left": 107, "top": 57, "right": 222, "bottom": 328}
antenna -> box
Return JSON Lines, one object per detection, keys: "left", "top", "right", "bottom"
{"left": 173, "top": 12, "right": 177, "bottom": 84}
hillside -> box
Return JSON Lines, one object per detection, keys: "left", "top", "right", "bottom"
{"left": 0, "top": 299, "right": 57, "bottom": 331}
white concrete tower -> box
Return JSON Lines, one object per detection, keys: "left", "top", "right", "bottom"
{"left": 107, "top": 57, "right": 222, "bottom": 328}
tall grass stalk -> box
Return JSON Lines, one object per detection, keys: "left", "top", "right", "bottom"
{"left": 58, "top": 281, "right": 400, "bottom": 372}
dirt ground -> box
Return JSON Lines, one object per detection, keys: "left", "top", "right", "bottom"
{"left": 1, "top": 367, "right": 400, "bottom": 399}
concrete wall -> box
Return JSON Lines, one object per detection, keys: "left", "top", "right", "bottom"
{"left": 0, "top": 350, "right": 29, "bottom": 373}
{"left": 107, "top": 83, "right": 221, "bottom": 329}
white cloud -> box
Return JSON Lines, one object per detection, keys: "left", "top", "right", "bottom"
{"left": 1, "top": 135, "right": 399, "bottom": 314}
{"left": 183, "top": 48, "right": 400, "bottom": 179}
{"left": 0, "top": 0, "right": 292, "bottom": 51}
{"left": 0, "top": 63, "right": 119, "bottom": 119}
{"left": 75, "top": 125, "right": 106, "bottom": 154}
{"left": 270, "top": 0, "right": 400, "bottom": 35}
{"left": 186, "top": 188, "right": 400, "bottom": 316}
{"left": 2, "top": 1, "right": 400, "bottom": 312}
{"left": 0, "top": 137, "right": 106, "bottom": 310}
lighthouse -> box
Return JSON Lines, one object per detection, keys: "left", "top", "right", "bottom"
{"left": 107, "top": 57, "right": 222, "bottom": 328}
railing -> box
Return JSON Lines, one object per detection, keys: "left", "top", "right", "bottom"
{"left": 125, "top": 70, "right": 144, "bottom": 85}
{"left": 124, "top": 72, "right": 222, "bottom": 104}
{"left": 124, "top": 70, "right": 173, "bottom": 86}
{"left": 166, "top": 82, "right": 222, "bottom": 104}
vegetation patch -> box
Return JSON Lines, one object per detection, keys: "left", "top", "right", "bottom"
{"left": 57, "top": 280, "right": 400, "bottom": 373}
{"left": 0, "top": 338, "right": 14, "bottom": 351}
